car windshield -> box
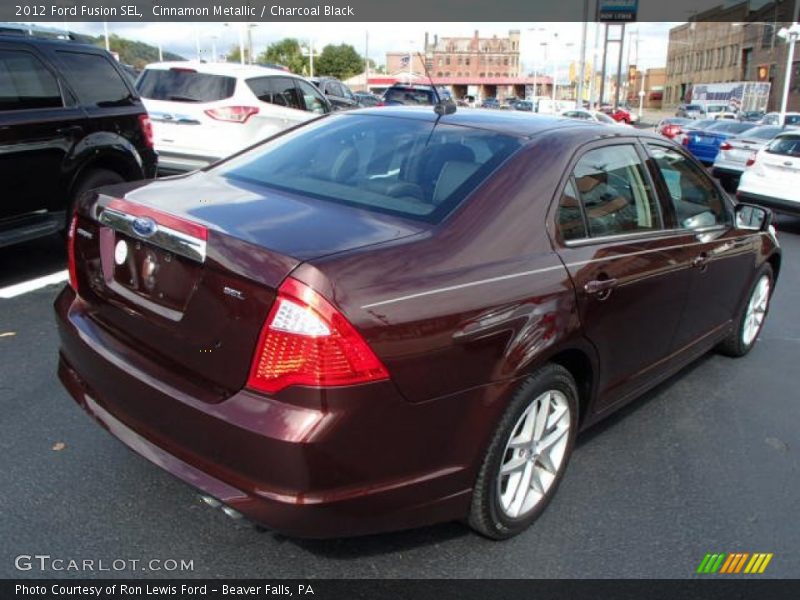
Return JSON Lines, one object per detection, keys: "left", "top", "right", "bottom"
{"left": 766, "top": 135, "right": 800, "bottom": 157}
{"left": 136, "top": 68, "right": 235, "bottom": 102}
{"left": 707, "top": 121, "right": 755, "bottom": 134}
{"left": 215, "top": 114, "right": 522, "bottom": 223}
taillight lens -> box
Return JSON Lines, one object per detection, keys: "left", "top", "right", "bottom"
{"left": 745, "top": 155, "right": 756, "bottom": 167}
{"left": 138, "top": 114, "right": 154, "bottom": 148}
{"left": 67, "top": 213, "right": 79, "bottom": 292}
{"left": 682, "top": 136, "right": 690, "bottom": 146}
{"left": 247, "top": 278, "right": 389, "bottom": 394}
{"left": 719, "top": 142, "right": 732, "bottom": 151}
{"left": 205, "top": 106, "right": 259, "bottom": 123}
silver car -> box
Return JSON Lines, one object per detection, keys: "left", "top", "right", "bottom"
{"left": 711, "top": 125, "right": 790, "bottom": 192}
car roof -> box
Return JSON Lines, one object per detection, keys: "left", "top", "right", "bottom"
{"left": 345, "top": 106, "right": 660, "bottom": 141}
{"left": 142, "top": 61, "right": 296, "bottom": 79}
{"left": 0, "top": 34, "right": 106, "bottom": 54}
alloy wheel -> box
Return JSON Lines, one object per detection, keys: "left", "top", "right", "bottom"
{"left": 742, "top": 275, "right": 770, "bottom": 347}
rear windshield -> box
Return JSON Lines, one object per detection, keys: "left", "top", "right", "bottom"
{"left": 691, "top": 119, "right": 716, "bottom": 129}
{"left": 766, "top": 135, "right": 800, "bottom": 157}
{"left": 384, "top": 88, "right": 435, "bottom": 105}
{"left": 136, "top": 68, "right": 235, "bottom": 102}
{"left": 215, "top": 114, "right": 522, "bottom": 223}
{"left": 686, "top": 105, "right": 702, "bottom": 111}
{"left": 707, "top": 121, "right": 754, "bottom": 134}
{"left": 737, "top": 126, "right": 783, "bottom": 141}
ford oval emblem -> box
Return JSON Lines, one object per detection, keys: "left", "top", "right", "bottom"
{"left": 132, "top": 216, "right": 157, "bottom": 238}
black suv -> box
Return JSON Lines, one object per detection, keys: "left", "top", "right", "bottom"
{"left": 0, "top": 34, "right": 157, "bottom": 248}
{"left": 310, "top": 76, "right": 361, "bottom": 110}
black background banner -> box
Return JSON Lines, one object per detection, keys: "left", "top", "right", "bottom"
{"left": 4, "top": 580, "right": 800, "bottom": 600}
{"left": 2, "top": 0, "right": 757, "bottom": 22}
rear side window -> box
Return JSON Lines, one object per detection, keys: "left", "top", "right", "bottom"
{"left": 565, "top": 145, "right": 661, "bottom": 239}
{"left": 765, "top": 135, "right": 800, "bottom": 157}
{"left": 295, "top": 79, "right": 329, "bottom": 114}
{"left": 137, "top": 69, "right": 235, "bottom": 102}
{"left": 0, "top": 49, "right": 62, "bottom": 110}
{"left": 216, "top": 114, "right": 521, "bottom": 223}
{"left": 557, "top": 180, "right": 587, "bottom": 241}
{"left": 246, "top": 76, "right": 302, "bottom": 109}
{"left": 56, "top": 51, "right": 131, "bottom": 107}
{"left": 647, "top": 145, "right": 730, "bottom": 229}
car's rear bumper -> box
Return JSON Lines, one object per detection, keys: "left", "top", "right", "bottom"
{"left": 736, "top": 191, "right": 800, "bottom": 215}
{"left": 54, "top": 288, "right": 489, "bottom": 538}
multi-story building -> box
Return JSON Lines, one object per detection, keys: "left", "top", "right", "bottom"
{"left": 665, "top": 0, "right": 800, "bottom": 111}
{"left": 376, "top": 30, "right": 550, "bottom": 102}
{"left": 626, "top": 66, "right": 666, "bottom": 109}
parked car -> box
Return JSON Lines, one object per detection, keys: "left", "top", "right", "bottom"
{"left": 760, "top": 111, "right": 800, "bottom": 126}
{"left": 655, "top": 117, "right": 692, "bottom": 139}
{"left": 511, "top": 100, "right": 533, "bottom": 112}
{"left": 607, "top": 106, "right": 637, "bottom": 124}
{"left": 354, "top": 92, "right": 382, "bottom": 107}
{"left": 56, "top": 107, "right": 780, "bottom": 540}
{"left": 560, "top": 109, "right": 626, "bottom": 126}
{"left": 737, "top": 130, "right": 800, "bottom": 215}
{"left": 681, "top": 120, "right": 757, "bottom": 165}
{"left": 676, "top": 103, "right": 707, "bottom": 119}
{"left": 381, "top": 83, "right": 453, "bottom": 107}
{"left": 673, "top": 119, "right": 717, "bottom": 145}
{"left": 712, "top": 125, "right": 788, "bottom": 192}
{"left": 136, "top": 62, "right": 331, "bottom": 173}
{"left": 310, "top": 76, "right": 360, "bottom": 110}
{"left": 739, "top": 110, "right": 765, "bottom": 122}
{"left": 481, "top": 97, "right": 500, "bottom": 109}
{"left": 713, "top": 111, "right": 738, "bottom": 120}
{"left": 0, "top": 33, "right": 157, "bottom": 248}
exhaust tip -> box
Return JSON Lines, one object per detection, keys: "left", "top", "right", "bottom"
{"left": 221, "top": 506, "right": 243, "bottom": 520}
{"left": 200, "top": 495, "right": 221, "bottom": 509}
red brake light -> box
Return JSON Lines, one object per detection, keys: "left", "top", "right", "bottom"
{"left": 138, "top": 114, "right": 154, "bottom": 148}
{"left": 745, "top": 155, "right": 756, "bottom": 167}
{"left": 205, "top": 106, "right": 259, "bottom": 123}
{"left": 719, "top": 142, "right": 732, "bottom": 151}
{"left": 682, "top": 136, "right": 690, "bottom": 146}
{"left": 67, "top": 213, "right": 79, "bottom": 292}
{"left": 247, "top": 278, "right": 389, "bottom": 394}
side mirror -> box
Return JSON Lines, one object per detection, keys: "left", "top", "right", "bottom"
{"left": 735, "top": 202, "right": 773, "bottom": 232}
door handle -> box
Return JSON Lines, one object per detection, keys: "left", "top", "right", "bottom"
{"left": 584, "top": 278, "right": 618, "bottom": 297}
{"left": 692, "top": 252, "right": 710, "bottom": 268}
{"left": 56, "top": 125, "right": 83, "bottom": 137}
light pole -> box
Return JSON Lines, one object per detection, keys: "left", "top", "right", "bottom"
{"left": 302, "top": 41, "right": 319, "bottom": 77}
{"left": 103, "top": 21, "right": 110, "bottom": 51}
{"left": 778, "top": 22, "right": 800, "bottom": 126}
{"left": 526, "top": 27, "right": 546, "bottom": 98}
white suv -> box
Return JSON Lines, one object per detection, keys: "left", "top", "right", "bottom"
{"left": 136, "top": 62, "right": 331, "bottom": 173}
{"left": 737, "top": 130, "right": 800, "bottom": 215}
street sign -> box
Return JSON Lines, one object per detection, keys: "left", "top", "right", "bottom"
{"left": 598, "top": 0, "right": 638, "bottom": 22}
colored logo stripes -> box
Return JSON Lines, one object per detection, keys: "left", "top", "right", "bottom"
{"left": 696, "top": 552, "right": 773, "bottom": 574}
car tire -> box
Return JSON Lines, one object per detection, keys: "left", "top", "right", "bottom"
{"left": 69, "top": 168, "right": 125, "bottom": 221}
{"left": 717, "top": 264, "right": 774, "bottom": 358}
{"left": 468, "top": 364, "right": 579, "bottom": 540}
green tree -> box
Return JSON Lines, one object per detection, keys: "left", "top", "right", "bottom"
{"left": 226, "top": 45, "right": 251, "bottom": 64}
{"left": 257, "top": 38, "right": 308, "bottom": 74}
{"left": 315, "top": 44, "right": 363, "bottom": 80}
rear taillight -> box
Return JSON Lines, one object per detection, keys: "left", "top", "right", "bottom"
{"left": 138, "top": 114, "right": 154, "bottom": 148}
{"left": 247, "top": 278, "right": 389, "bottom": 394}
{"left": 205, "top": 106, "right": 259, "bottom": 123}
{"left": 745, "top": 155, "right": 757, "bottom": 167}
{"left": 719, "top": 142, "right": 732, "bottom": 151}
{"left": 67, "top": 213, "right": 79, "bottom": 292}
{"left": 682, "top": 136, "right": 690, "bottom": 146}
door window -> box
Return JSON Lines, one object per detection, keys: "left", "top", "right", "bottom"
{"left": 0, "top": 50, "right": 62, "bottom": 110}
{"left": 556, "top": 179, "right": 587, "bottom": 240}
{"left": 56, "top": 51, "right": 131, "bottom": 107}
{"left": 647, "top": 144, "right": 731, "bottom": 229}
{"left": 246, "top": 76, "right": 302, "bottom": 109}
{"left": 562, "top": 145, "right": 662, "bottom": 239}
{"left": 295, "top": 79, "right": 329, "bottom": 114}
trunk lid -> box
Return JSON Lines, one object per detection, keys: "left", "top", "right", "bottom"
{"left": 72, "top": 172, "right": 425, "bottom": 399}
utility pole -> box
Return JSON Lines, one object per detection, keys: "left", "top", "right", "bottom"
{"left": 103, "top": 21, "right": 110, "bottom": 51}
{"left": 576, "top": 0, "right": 589, "bottom": 108}
{"left": 589, "top": 21, "right": 600, "bottom": 109}
{"left": 778, "top": 0, "right": 800, "bottom": 125}
{"left": 599, "top": 24, "right": 609, "bottom": 106}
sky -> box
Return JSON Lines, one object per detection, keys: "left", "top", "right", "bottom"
{"left": 36, "top": 21, "right": 680, "bottom": 77}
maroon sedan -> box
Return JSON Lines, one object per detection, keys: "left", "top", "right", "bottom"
{"left": 56, "top": 107, "right": 780, "bottom": 539}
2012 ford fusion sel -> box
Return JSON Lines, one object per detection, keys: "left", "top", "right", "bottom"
{"left": 55, "top": 107, "right": 780, "bottom": 539}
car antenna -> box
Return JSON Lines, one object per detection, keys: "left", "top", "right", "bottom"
{"left": 417, "top": 52, "right": 455, "bottom": 116}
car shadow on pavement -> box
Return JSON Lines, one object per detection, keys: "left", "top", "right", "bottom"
{"left": 273, "top": 520, "right": 472, "bottom": 558}
{"left": 774, "top": 214, "right": 800, "bottom": 235}
{"left": 0, "top": 233, "right": 65, "bottom": 288}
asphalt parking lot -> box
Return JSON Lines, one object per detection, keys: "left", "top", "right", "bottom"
{"left": 1, "top": 215, "right": 798, "bottom": 579}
